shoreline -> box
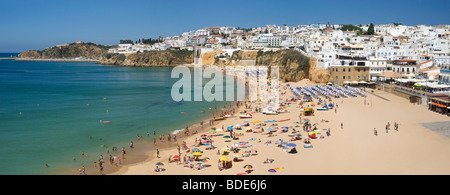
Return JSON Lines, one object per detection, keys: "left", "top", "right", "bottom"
{"left": 109, "top": 79, "right": 450, "bottom": 175}
{"left": 46, "top": 64, "right": 450, "bottom": 175}
{"left": 61, "top": 64, "right": 246, "bottom": 175}
{"left": 15, "top": 58, "right": 99, "bottom": 62}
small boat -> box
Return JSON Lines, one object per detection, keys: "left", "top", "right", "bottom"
{"left": 214, "top": 117, "right": 225, "bottom": 121}
{"left": 103, "top": 121, "right": 111, "bottom": 124}
{"left": 180, "top": 112, "right": 186, "bottom": 114}
{"left": 224, "top": 114, "right": 235, "bottom": 118}
{"left": 277, "top": 118, "right": 290, "bottom": 122}
{"left": 239, "top": 114, "right": 252, "bottom": 118}
{"left": 265, "top": 111, "right": 278, "bottom": 115}
{"left": 316, "top": 107, "right": 328, "bottom": 111}
{"left": 264, "top": 120, "right": 278, "bottom": 122}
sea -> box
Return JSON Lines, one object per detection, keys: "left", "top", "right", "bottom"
{"left": 0, "top": 53, "right": 238, "bottom": 175}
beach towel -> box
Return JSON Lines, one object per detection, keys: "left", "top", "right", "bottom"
{"left": 303, "top": 144, "right": 313, "bottom": 148}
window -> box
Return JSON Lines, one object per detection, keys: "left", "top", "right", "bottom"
{"left": 348, "top": 68, "right": 351, "bottom": 72}
{"left": 343, "top": 76, "right": 346, "bottom": 79}
{"left": 343, "top": 69, "right": 345, "bottom": 72}
{"left": 348, "top": 76, "right": 351, "bottom": 79}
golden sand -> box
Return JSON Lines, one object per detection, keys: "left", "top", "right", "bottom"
{"left": 109, "top": 79, "right": 450, "bottom": 175}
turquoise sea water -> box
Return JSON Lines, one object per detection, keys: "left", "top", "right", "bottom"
{"left": 0, "top": 58, "right": 235, "bottom": 174}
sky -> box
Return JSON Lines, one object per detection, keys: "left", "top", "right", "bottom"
{"left": 0, "top": 0, "right": 449, "bottom": 52}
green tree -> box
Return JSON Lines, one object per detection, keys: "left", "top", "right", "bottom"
{"left": 367, "top": 23, "right": 375, "bottom": 35}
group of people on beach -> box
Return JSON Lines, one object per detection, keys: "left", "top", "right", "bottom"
{"left": 374, "top": 122, "right": 399, "bottom": 136}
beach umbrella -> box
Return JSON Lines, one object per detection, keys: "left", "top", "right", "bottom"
{"left": 227, "top": 126, "right": 233, "bottom": 130}
{"left": 221, "top": 147, "right": 229, "bottom": 152}
{"left": 202, "top": 157, "right": 210, "bottom": 162}
{"left": 268, "top": 169, "right": 277, "bottom": 173}
{"left": 286, "top": 143, "right": 297, "bottom": 147}
{"left": 274, "top": 167, "right": 283, "bottom": 171}
{"left": 173, "top": 155, "right": 179, "bottom": 159}
{"left": 210, "top": 129, "right": 216, "bottom": 133}
{"left": 193, "top": 152, "right": 203, "bottom": 156}
{"left": 233, "top": 153, "right": 243, "bottom": 158}
{"left": 243, "top": 165, "right": 253, "bottom": 170}
{"left": 216, "top": 129, "right": 223, "bottom": 132}
{"left": 191, "top": 148, "right": 202, "bottom": 152}
{"left": 223, "top": 135, "right": 231, "bottom": 138}
{"left": 156, "top": 162, "right": 164, "bottom": 166}
{"left": 219, "top": 157, "right": 228, "bottom": 161}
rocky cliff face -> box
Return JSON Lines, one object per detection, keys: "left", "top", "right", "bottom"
{"left": 308, "top": 57, "right": 331, "bottom": 84}
{"left": 255, "top": 49, "right": 310, "bottom": 82}
{"left": 198, "top": 49, "right": 316, "bottom": 82}
{"left": 98, "top": 50, "right": 193, "bottom": 66}
{"left": 18, "top": 42, "right": 109, "bottom": 59}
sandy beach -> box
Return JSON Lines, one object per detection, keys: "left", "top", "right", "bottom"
{"left": 105, "top": 78, "right": 450, "bottom": 175}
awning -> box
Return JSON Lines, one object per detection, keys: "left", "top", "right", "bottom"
{"left": 430, "top": 102, "right": 448, "bottom": 108}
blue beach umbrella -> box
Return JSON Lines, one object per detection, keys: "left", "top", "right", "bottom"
{"left": 286, "top": 143, "right": 297, "bottom": 147}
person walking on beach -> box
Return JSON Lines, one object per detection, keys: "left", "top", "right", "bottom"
{"left": 341, "top": 123, "right": 343, "bottom": 129}
{"left": 121, "top": 147, "right": 126, "bottom": 159}
{"left": 374, "top": 128, "right": 378, "bottom": 136}
{"left": 156, "top": 148, "right": 160, "bottom": 158}
{"left": 385, "top": 125, "right": 389, "bottom": 133}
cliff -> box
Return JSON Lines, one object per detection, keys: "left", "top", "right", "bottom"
{"left": 98, "top": 50, "right": 193, "bottom": 67}
{"left": 255, "top": 49, "right": 310, "bottom": 82}
{"left": 308, "top": 57, "right": 330, "bottom": 84}
{"left": 18, "top": 42, "right": 110, "bottom": 59}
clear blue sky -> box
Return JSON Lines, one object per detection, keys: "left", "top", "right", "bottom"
{"left": 0, "top": 0, "right": 448, "bottom": 52}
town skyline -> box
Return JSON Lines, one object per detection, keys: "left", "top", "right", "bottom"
{"left": 1, "top": 0, "right": 449, "bottom": 52}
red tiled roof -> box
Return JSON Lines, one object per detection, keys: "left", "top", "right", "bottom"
{"left": 419, "top": 59, "right": 433, "bottom": 65}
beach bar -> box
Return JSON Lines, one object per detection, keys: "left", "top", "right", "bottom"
{"left": 428, "top": 94, "right": 450, "bottom": 116}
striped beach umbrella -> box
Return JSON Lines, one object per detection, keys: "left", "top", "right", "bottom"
{"left": 156, "top": 162, "right": 164, "bottom": 166}
{"left": 243, "top": 165, "right": 253, "bottom": 170}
